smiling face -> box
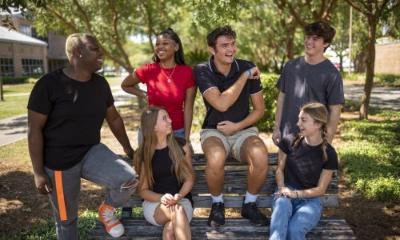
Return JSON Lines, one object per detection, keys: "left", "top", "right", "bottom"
{"left": 155, "top": 35, "right": 178, "bottom": 62}
{"left": 210, "top": 35, "right": 237, "bottom": 66}
{"left": 297, "top": 110, "right": 322, "bottom": 137}
{"left": 80, "top": 37, "right": 103, "bottom": 71}
{"left": 304, "top": 34, "right": 329, "bottom": 58}
{"left": 154, "top": 109, "right": 172, "bottom": 136}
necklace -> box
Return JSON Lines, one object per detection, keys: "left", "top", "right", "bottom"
{"left": 160, "top": 64, "right": 176, "bottom": 83}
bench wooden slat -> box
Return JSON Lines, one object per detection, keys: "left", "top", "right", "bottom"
{"left": 193, "top": 153, "right": 278, "bottom": 166}
{"left": 89, "top": 218, "right": 355, "bottom": 240}
{"left": 126, "top": 194, "right": 339, "bottom": 208}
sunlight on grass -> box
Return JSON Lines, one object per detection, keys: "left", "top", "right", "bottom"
{"left": 0, "top": 95, "right": 29, "bottom": 120}
{"left": 0, "top": 140, "right": 30, "bottom": 164}
{"left": 338, "top": 114, "right": 400, "bottom": 202}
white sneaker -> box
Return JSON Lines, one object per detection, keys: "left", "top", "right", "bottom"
{"left": 98, "top": 202, "right": 125, "bottom": 238}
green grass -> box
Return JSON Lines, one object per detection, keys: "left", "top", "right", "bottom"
{"left": 342, "top": 72, "right": 400, "bottom": 87}
{"left": 338, "top": 110, "right": 400, "bottom": 202}
{"left": 3, "top": 82, "right": 36, "bottom": 95}
{"left": 0, "top": 95, "right": 29, "bottom": 120}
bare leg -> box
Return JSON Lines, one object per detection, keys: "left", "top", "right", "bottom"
{"left": 162, "top": 221, "right": 175, "bottom": 240}
{"left": 172, "top": 204, "right": 191, "bottom": 240}
{"left": 202, "top": 137, "right": 226, "bottom": 196}
{"left": 241, "top": 136, "right": 268, "bottom": 194}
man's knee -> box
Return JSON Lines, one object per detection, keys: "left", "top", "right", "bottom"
{"left": 203, "top": 137, "right": 226, "bottom": 168}
{"left": 241, "top": 136, "right": 268, "bottom": 165}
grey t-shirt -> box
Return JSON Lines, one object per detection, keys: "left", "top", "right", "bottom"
{"left": 277, "top": 56, "right": 344, "bottom": 137}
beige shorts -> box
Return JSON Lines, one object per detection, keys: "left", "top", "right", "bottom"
{"left": 142, "top": 198, "right": 193, "bottom": 226}
{"left": 200, "top": 126, "right": 259, "bottom": 162}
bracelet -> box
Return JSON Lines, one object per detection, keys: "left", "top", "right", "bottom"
{"left": 247, "top": 69, "right": 252, "bottom": 78}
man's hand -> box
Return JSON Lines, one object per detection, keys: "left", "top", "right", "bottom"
{"left": 34, "top": 172, "right": 52, "bottom": 195}
{"left": 124, "top": 146, "right": 134, "bottom": 159}
{"left": 246, "top": 66, "right": 261, "bottom": 79}
{"left": 272, "top": 127, "right": 281, "bottom": 145}
{"left": 217, "top": 121, "right": 239, "bottom": 136}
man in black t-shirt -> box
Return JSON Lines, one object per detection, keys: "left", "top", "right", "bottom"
{"left": 28, "top": 33, "right": 137, "bottom": 239}
{"left": 194, "top": 26, "right": 269, "bottom": 227}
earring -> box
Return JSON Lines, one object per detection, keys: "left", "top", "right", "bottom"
{"left": 79, "top": 54, "right": 82, "bottom": 58}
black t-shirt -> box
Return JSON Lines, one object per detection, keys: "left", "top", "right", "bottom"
{"left": 278, "top": 135, "right": 338, "bottom": 190}
{"left": 151, "top": 138, "right": 192, "bottom": 204}
{"left": 194, "top": 58, "right": 262, "bottom": 129}
{"left": 27, "top": 69, "right": 114, "bottom": 170}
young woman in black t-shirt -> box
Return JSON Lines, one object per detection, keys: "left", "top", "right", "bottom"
{"left": 270, "top": 102, "right": 339, "bottom": 240}
{"left": 134, "top": 107, "right": 195, "bottom": 240}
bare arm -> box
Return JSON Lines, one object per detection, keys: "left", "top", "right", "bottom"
{"left": 275, "top": 149, "right": 287, "bottom": 190}
{"left": 121, "top": 72, "right": 147, "bottom": 99}
{"left": 184, "top": 87, "right": 196, "bottom": 142}
{"left": 217, "top": 91, "right": 265, "bottom": 135}
{"left": 203, "top": 67, "right": 260, "bottom": 112}
{"left": 28, "top": 110, "right": 52, "bottom": 194}
{"left": 272, "top": 91, "right": 285, "bottom": 145}
{"left": 177, "top": 144, "right": 195, "bottom": 198}
{"left": 296, "top": 170, "right": 334, "bottom": 198}
{"left": 105, "top": 105, "right": 134, "bottom": 158}
{"left": 137, "top": 165, "right": 163, "bottom": 202}
{"left": 327, "top": 104, "right": 342, "bottom": 143}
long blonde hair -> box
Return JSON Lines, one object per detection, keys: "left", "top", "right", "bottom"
{"left": 134, "top": 107, "right": 193, "bottom": 189}
{"left": 293, "top": 102, "right": 329, "bottom": 161}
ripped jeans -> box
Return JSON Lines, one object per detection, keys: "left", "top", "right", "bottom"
{"left": 44, "top": 143, "right": 137, "bottom": 240}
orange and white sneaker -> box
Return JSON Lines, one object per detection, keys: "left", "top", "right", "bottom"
{"left": 98, "top": 202, "right": 125, "bottom": 238}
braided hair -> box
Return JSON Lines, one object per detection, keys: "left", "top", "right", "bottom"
{"left": 292, "top": 102, "right": 329, "bottom": 161}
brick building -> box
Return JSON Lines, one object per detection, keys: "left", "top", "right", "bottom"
{"left": 375, "top": 41, "right": 400, "bottom": 75}
{"left": 0, "top": 12, "right": 68, "bottom": 78}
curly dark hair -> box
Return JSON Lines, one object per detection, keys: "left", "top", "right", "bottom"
{"left": 304, "top": 21, "right": 336, "bottom": 51}
{"left": 207, "top": 25, "right": 237, "bottom": 48}
{"left": 152, "top": 28, "right": 186, "bottom": 65}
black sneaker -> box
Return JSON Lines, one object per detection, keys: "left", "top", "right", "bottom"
{"left": 208, "top": 202, "right": 225, "bottom": 227}
{"left": 241, "top": 201, "right": 268, "bottom": 226}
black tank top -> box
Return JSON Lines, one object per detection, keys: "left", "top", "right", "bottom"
{"left": 151, "top": 141, "right": 193, "bottom": 204}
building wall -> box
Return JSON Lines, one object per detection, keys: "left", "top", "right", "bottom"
{"left": 0, "top": 41, "right": 47, "bottom": 77}
{"left": 375, "top": 43, "right": 400, "bottom": 75}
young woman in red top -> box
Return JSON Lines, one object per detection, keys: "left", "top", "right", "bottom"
{"left": 121, "top": 28, "right": 196, "bottom": 143}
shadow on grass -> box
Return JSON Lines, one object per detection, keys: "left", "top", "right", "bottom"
{"left": 0, "top": 169, "right": 141, "bottom": 238}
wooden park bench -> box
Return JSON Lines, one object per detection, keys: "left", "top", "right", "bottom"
{"left": 89, "top": 153, "right": 355, "bottom": 239}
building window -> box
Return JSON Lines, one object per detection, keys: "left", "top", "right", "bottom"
{"left": 22, "top": 59, "right": 44, "bottom": 76}
{"left": 19, "top": 24, "right": 32, "bottom": 36}
{"left": 0, "top": 58, "right": 14, "bottom": 77}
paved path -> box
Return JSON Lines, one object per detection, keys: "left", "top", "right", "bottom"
{"left": 0, "top": 84, "right": 398, "bottom": 147}
{"left": 0, "top": 88, "right": 135, "bottom": 147}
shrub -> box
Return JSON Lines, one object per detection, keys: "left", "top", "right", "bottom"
{"left": 256, "top": 74, "right": 279, "bottom": 132}
{"left": 1, "top": 76, "right": 30, "bottom": 84}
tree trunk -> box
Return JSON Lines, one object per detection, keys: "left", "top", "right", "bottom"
{"left": 0, "top": 78, "right": 3, "bottom": 101}
{"left": 359, "top": 16, "right": 376, "bottom": 120}
{"left": 286, "top": 26, "right": 296, "bottom": 60}
{"left": 339, "top": 51, "right": 344, "bottom": 73}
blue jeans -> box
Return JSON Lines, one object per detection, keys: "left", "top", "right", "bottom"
{"left": 269, "top": 191, "right": 322, "bottom": 240}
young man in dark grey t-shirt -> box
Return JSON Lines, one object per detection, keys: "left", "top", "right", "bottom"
{"left": 272, "top": 21, "right": 345, "bottom": 145}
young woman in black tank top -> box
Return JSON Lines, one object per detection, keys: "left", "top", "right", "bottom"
{"left": 134, "top": 107, "right": 194, "bottom": 240}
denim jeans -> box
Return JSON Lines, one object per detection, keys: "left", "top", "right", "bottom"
{"left": 44, "top": 143, "right": 137, "bottom": 240}
{"left": 269, "top": 191, "right": 322, "bottom": 240}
